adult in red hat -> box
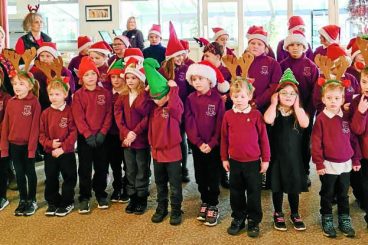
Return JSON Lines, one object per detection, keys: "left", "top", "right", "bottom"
{"left": 123, "top": 17, "right": 145, "bottom": 51}
{"left": 143, "top": 24, "right": 166, "bottom": 65}
{"left": 313, "top": 25, "right": 341, "bottom": 60}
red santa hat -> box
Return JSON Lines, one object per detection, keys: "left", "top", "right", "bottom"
{"left": 326, "top": 44, "right": 351, "bottom": 67}
{"left": 288, "top": 16, "right": 305, "bottom": 33}
{"left": 165, "top": 21, "right": 186, "bottom": 61}
{"left": 114, "top": 35, "right": 131, "bottom": 48}
{"left": 346, "top": 38, "right": 361, "bottom": 61}
{"left": 37, "top": 42, "right": 59, "bottom": 58}
{"left": 180, "top": 39, "right": 190, "bottom": 52}
{"left": 283, "top": 30, "right": 308, "bottom": 51}
{"left": 319, "top": 25, "right": 341, "bottom": 44}
{"left": 186, "top": 60, "right": 230, "bottom": 93}
{"left": 88, "top": 41, "right": 112, "bottom": 56}
{"left": 123, "top": 57, "right": 146, "bottom": 82}
{"left": 246, "top": 26, "right": 268, "bottom": 45}
{"left": 78, "top": 56, "right": 100, "bottom": 79}
{"left": 77, "top": 36, "right": 93, "bottom": 54}
{"left": 148, "top": 24, "right": 162, "bottom": 38}
{"left": 123, "top": 48, "right": 144, "bottom": 63}
{"left": 212, "top": 27, "right": 229, "bottom": 41}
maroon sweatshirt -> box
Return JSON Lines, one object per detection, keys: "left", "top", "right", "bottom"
{"left": 148, "top": 87, "right": 183, "bottom": 162}
{"left": 98, "top": 64, "right": 111, "bottom": 91}
{"left": 0, "top": 92, "right": 41, "bottom": 158}
{"left": 185, "top": 89, "right": 225, "bottom": 149}
{"left": 350, "top": 94, "right": 368, "bottom": 159}
{"left": 221, "top": 108, "right": 270, "bottom": 162}
{"left": 114, "top": 91, "right": 151, "bottom": 149}
{"left": 0, "top": 91, "right": 11, "bottom": 131}
{"left": 71, "top": 86, "right": 112, "bottom": 138}
{"left": 39, "top": 105, "right": 77, "bottom": 154}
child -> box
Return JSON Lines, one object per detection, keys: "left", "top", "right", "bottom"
{"left": 346, "top": 37, "right": 366, "bottom": 82}
{"left": 88, "top": 41, "right": 112, "bottom": 90}
{"left": 221, "top": 71, "right": 270, "bottom": 237}
{"left": 68, "top": 36, "right": 93, "bottom": 90}
{"left": 114, "top": 58, "right": 151, "bottom": 214}
{"left": 108, "top": 35, "right": 130, "bottom": 66}
{"left": 39, "top": 74, "right": 77, "bottom": 217}
{"left": 1, "top": 48, "right": 41, "bottom": 216}
{"left": 312, "top": 76, "right": 361, "bottom": 238}
{"left": 72, "top": 56, "right": 112, "bottom": 214}
{"left": 143, "top": 24, "right": 166, "bottom": 65}
{"left": 144, "top": 57, "right": 184, "bottom": 225}
{"left": 313, "top": 25, "right": 340, "bottom": 60}
{"left": 212, "top": 27, "right": 236, "bottom": 56}
{"left": 180, "top": 39, "right": 195, "bottom": 66}
{"left": 264, "top": 69, "right": 309, "bottom": 231}
{"left": 185, "top": 60, "right": 225, "bottom": 226}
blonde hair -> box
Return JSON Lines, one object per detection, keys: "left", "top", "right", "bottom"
{"left": 126, "top": 16, "right": 136, "bottom": 30}
{"left": 12, "top": 72, "right": 39, "bottom": 98}
{"left": 22, "top": 12, "right": 43, "bottom": 32}
{"left": 47, "top": 80, "right": 69, "bottom": 95}
{"left": 121, "top": 74, "right": 145, "bottom": 96}
{"left": 321, "top": 82, "right": 345, "bottom": 97}
{"left": 229, "top": 79, "right": 255, "bottom": 97}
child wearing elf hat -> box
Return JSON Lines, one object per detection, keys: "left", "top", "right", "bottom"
{"left": 276, "top": 16, "right": 313, "bottom": 62}
{"left": 144, "top": 58, "right": 184, "bottom": 225}
{"left": 264, "top": 68, "right": 309, "bottom": 232}
{"left": 114, "top": 57, "right": 151, "bottom": 215}
{"left": 108, "top": 35, "right": 131, "bottom": 66}
{"left": 30, "top": 42, "right": 75, "bottom": 111}
{"left": 313, "top": 24, "right": 341, "bottom": 60}
{"left": 143, "top": 24, "right": 166, "bottom": 65}
{"left": 72, "top": 56, "right": 112, "bottom": 214}
{"left": 88, "top": 41, "right": 112, "bottom": 90}
{"left": 68, "top": 36, "right": 93, "bottom": 90}
{"left": 312, "top": 75, "right": 361, "bottom": 238}
{"left": 185, "top": 60, "right": 226, "bottom": 227}
{"left": 346, "top": 36, "right": 368, "bottom": 82}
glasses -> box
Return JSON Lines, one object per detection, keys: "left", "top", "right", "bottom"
{"left": 112, "top": 43, "right": 123, "bottom": 47}
{"left": 279, "top": 91, "right": 297, "bottom": 97}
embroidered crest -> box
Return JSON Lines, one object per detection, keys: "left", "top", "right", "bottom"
{"left": 346, "top": 86, "right": 354, "bottom": 93}
{"left": 22, "top": 105, "right": 32, "bottom": 116}
{"left": 59, "top": 117, "right": 68, "bottom": 128}
{"left": 97, "top": 95, "right": 106, "bottom": 105}
{"left": 303, "top": 67, "right": 311, "bottom": 76}
{"left": 261, "top": 66, "right": 269, "bottom": 75}
{"left": 206, "top": 104, "right": 216, "bottom": 117}
{"left": 161, "top": 108, "right": 169, "bottom": 118}
{"left": 342, "top": 121, "right": 350, "bottom": 134}
{"left": 0, "top": 101, "right": 3, "bottom": 111}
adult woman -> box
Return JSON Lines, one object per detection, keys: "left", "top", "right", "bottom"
{"left": 123, "top": 17, "right": 144, "bottom": 51}
{"left": 0, "top": 26, "right": 13, "bottom": 94}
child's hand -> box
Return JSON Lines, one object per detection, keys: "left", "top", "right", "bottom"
{"left": 52, "top": 148, "right": 64, "bottom": 158}
{"left": 343, "top": 103, "right": 351, "bottom": 111}
{"left": 201, "top": 144, "right": 211, "bottom": 154}
{"left": 270, "top": 93, "right": 278, "bottom": 106}
{"left": 259, "top": 161, "right": 269, "bottom": 173}
{"left": 127, "top": 131, "right": 137, "bottom": 142}
{"left": 52, "top": 139, "right": 62, "bottom": 149}
{"left": 221, "top": 94, "right": 227, "bottom": 103}
{"left": 352, "top": 165, "right": 361, "bottom": 171}
{"left": 293, "top": 94, "right": 300, "bottom": 109}
{"left": 317, "top": 169, "right": 326, "bottom": 175}
{"left": 167, "top": 80, "right": 177, "bottom": 87}
{"left": 123, "top": 138, "right": 132, "bottom": 147}
{"left": 145, "top": 85, "right": 150, "bottom": 91}
{"left": 358, "top": 95, "right": 368, "bottom": 114}
{"left": 199, "top": 143, "right": 207, "bottom": 152}
{"left": 222, "top": 160, "right": 230, "bottom": 172}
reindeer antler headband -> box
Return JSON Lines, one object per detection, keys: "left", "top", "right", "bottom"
{"left": 27, "top": 4, "right": 40, "bottom": 13}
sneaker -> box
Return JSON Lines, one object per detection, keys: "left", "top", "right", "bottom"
{"left": 111, "top": 191, "right": 121, "bottom": 203}
{"left": 321, "top": 214, "right": 337, "bottom": 238}
{"left": 45, "top": 205, "right": 57, "bottom": 216}
{"left": 151, "top": 206, "right": 168, "bottom": 223}
{"left": 0, "top": 198, "right": 9, "bottom": 211}
{"left": 338, "top": 214, "right": 355, "bottom": 237}
{"left": 170, "top": 209, "right": 183, "bottom": 226}
{"left": 227, "top": 218, "right": 245, "bottom": 235}
{"left": 14, "top": 200, "right": 27, "bottom": 216}
{"left": 247, "top": 219, "right": 260, "bottom": 238}
{"left": 97, "top": 198, "right": 109, "bottom": 209}
{"left": 197, "top": 203, "right": 208, "bottom": 221}
{"left": 119, "top": 191, "right": 130, "bottom": 203}
{"left": 24, "top": 200, "right": 38, "bottom": 216}
{"left": 55, "top": 204, "right": 74, "bottom": 217}
{"left": 204, "top": 206, "right": 219, "bottom": 226}
{"left": 78, "top": 200, "right": 90, "bottom": 214}
{"left": 290, "top": 213, "right": 306, "bottom": 231}
{"left": 273, "top": 212, "right": 287, "bottom": 231}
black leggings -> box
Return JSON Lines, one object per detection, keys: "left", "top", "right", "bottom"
{"left": 272, "top": 192, "right": 299, "bottom": 214}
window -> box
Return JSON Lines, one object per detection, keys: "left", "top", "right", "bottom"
{"left": 208, "top": 1, "right": 237, "bottom": 41}
{"left": 339, "top": 0, "right": 361, "bottom": 45}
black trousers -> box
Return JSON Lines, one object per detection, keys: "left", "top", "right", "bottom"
{"left": 272, "top": 192, "right": 299, "bottom": 214}
{"left": 123, "top": 148, "right": 150, "bottom": 197}
{"left": 106, "top": 134, "right": 125, "bottom": 192}
{"left": 0, "top": 157, "right": 9, "bottom": 198}
{"left": 153, "top": 160, "right": 182, "bottom": 209}
{"left": 77, "top": 135, "right": 108, "bottom": 201}
{"left": 192, "top": 145, "right": 221, "bottom": 206}
{"left": 10, "top": 144, "right": 37, "bottom": 201}
{"left": 319, "top": 172, "right": 350, "bottom": 215}
{"left": 44, "top": 153, "right": 77, "bottom": 207}
{"left": 360, "top": 159, "right": 368, "bottom": 215}
{"left": 229, "top": 159, "right": 263, "bottom": 223}
{"left": 180, "top": 128, "right": 188, "bottom": 176}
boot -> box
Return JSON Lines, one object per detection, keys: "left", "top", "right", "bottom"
{"left": 151, "top": 203, "right": 168, "bottom": 223}
{"left": 182, "top": 169, "right": 190, "bottom": 183}
{"left": 125, "top": 194, "right": 136, "bottom": 214}
{"left": 134, "top": 196, "right": 147, "bottom": 215}
{"left": 321, "top": 214, "right": 336, "bottom": 238}
{"left": 170, "top": 205, "right": 183, "bottom": 226}
{"left": 338, "top": 214, "right": 355, "bottom": 237}
{"left": 364, "top": 214, "right": 368, "bottom": 229}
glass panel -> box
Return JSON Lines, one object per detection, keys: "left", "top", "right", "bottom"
{"left": 339, "top": 0, "right": 363, "bottom": 46}
{"left": 208, "top": 2, "right": 237, "bottom": 41}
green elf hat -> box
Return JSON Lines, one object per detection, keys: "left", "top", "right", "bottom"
{"left": 107, "top": 59, "right": 125, "bottom": 77}
{"left": 143, "top": 58, "right": 170, "bottom": 100}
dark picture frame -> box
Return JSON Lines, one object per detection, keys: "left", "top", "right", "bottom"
{"left": 85, "top": 5, "right": 112, "bottom": 22}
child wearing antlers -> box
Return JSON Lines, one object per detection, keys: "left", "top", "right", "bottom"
{"left": 0, "top": 47, "right": 41, "bottom": 216}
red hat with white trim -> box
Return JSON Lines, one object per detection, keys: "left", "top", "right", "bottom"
{"left": 148, "top": 24, "right": 162, "bottom": 38}
{"left": 212, "top": 27, "right": 229, "bottom": 41}
{"left": 37, "top": 42, "right": 59, "bottom": 58}
{"left": 123, "top": 48, "right": 144, "bottom": 63}
{"left": 246, "top": 26, "right": 268, "bottom": 46}
{"left": 165, "top": 21, "right": 186, "bottom": 60}
{"left": 288, "top": 16, "right": 305, "bottom": 33}
{"left": 283, "top": 30, "right": 308, "bottom": 51}
{"left": 114, "top": 35, "right": 131, "bottom": 48}
{"left": 88, "top": 41, "right": 112, "bottom": 56}
{"left": 326, "top": 44, "right": 351, "bottom": 67}
{"left": 319, "top": 25, "right": 341, "bottom": 44}
{"left": 123, "top": 57, "right": 146, "bottom": 82}
{"left": 346, "top": 38, "right": 361, "bottom": 61}
{"left": 78, "top": 56, "right": 100, "bottom": 79}
{"left": 186, "top": 60, "right": 230, "bottom": 93}
{"left": 77, "top": 36, "right": 93, "bottom": 53}
{"left": 180, "top": 39, "right": 189, "bottom": 52}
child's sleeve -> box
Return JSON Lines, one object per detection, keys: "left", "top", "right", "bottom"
{"left": 167, "top": 87, "right": 184, "bottom": 122}
{"left": 39, "top": 111, "right": 53, "bottom": 153}
{"left": 351, "top": 98, "right": 367, "bottom": 135}
{"left": 306, "top": 64, "right": 319, "bottom": 115}
{"left": 184, "top": 97, "right": 204, "bottom": 147}
{"left": 0, "top": 104, "right": 10, "bottom": 157}
{"left": 99, "top": 92, "right": 112, "bottom": 135}
{"left": 312, "top": 82, "right": 324, "bottom": 114}
{"left": 220, "top": 113, "right": 229, "bottom": 161}
{"left": 208, "top": 98, "right": 225, "bottom": 149}
{"left": 311, "top": 117, "right": 325, "bottom": 170}
{"left": 350, "top": 133, "right": 362, "bottom": 167}
{"left": 71, "top": 92, "right": 92, "bottom": 138}
{"left": 61, "top": 109, "right": 78, "bottom": 153}
{"left": 256, "top": 112, "right": 271, "bottom": 162}
{"left": 113, "top": 96, "right": 130, "bottom": 140}
{"left": 28, "top": 100, "right": 41, "bottom": 158}
{"left": 132, "top": 94, "right": 152, "bottom": 136}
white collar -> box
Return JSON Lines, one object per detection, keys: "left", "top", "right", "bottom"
{"left": 112, "top": 88, "right": 122, "bottom": 95}
{"left": 323, "top": 108, "right": 343, "bottom": 118}
{"left": 232, "top": 105, "right": 251, "bottom": 114}
{"left": 51, "top": 102, "right": 66, "bottom": 111}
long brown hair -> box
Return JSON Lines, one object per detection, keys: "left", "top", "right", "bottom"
{"left": 276, "top": 82, "right": 302, "bottom": 130}
{"left": 121, "top": 74, "right": 145, "bottom": 96}
{"left": 161, "top": 58, "right": 176, "bottom": 80}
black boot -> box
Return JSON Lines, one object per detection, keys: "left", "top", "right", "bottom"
{"left": 170, "top": 205, "right": 183, "bottom": 225}
{"left": 125, "top": 194, "right": 136, "bottom": 214}
{"left": 151, "top": 203, "right": 168, "bottom": 223}
{"left": 134, "top": 196, "right": 147, "bottom": 215}
{"left": 182, "top": 169, "right": 190, "bottom": 183}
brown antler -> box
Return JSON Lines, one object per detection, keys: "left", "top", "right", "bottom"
{"left": 238, "top": 52, "right": 254, "bottom": 79}
{"left": 2, "top": 49, "right": 21, "bottom": 72}
{"left": 334, "top": 56, "right": 350, "bottom": 81}
{"left": 50, "top": 56, "right": 64, "bottom": 81}
{"left": 34, "top": 60, "right": 53, "bottom": 82}
{"left": 314, "top": 54, "right": 333, "bottom": 80}
{"left": 22, "top": 47, "right": 36, "bottom": 72}
{"left": 356, "top": 36, "right": 368, "bottom": 65}
{"left": 222, "top": 55, "right": 238, "bottom": 80}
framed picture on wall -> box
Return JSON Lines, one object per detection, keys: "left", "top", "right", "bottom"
{"left": 85, "top": 5, "right": 112, "bottom": 21}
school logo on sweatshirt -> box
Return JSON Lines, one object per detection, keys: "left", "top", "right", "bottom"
{"left": 342, "top": 121, "right": 350, "bottom": 134}
{"left": 346, "top": 86, "right": 354, "bottom": 93}
{"left": 206, "top": 104, "right": 216, "bottom": 117}
{"left": 22, "top": 105, "right": 32, "bottom": 116}
{"left": 303, "top": 67, "right": 311, "bottom": 76}
{"left": 162, "top": 108, "right": 169, "bottom": 118}
{"left": 261, "top": 66, "right": 268, "bottom": 75}
{"left": 59, "top": 117, "right": 68, "bottom": 128}
{"left": 0, "top": 101, "right": 3, "bottom": 111}
{"left": 97, "top": 95, "right": 106, "bottom": 105}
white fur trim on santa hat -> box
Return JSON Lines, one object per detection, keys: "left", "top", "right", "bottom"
{"left": 213, "top": 30, "right": 228, "bottom": 41}
{"left": 124, "top": 55, "right": 144, "bottom": 63}
{"left": 166, "top": 50, "right": 187, "bottom": 61}
{"left": 186, "top": 63, "right": 217, "bottom": 88}
{"left": 351, "top": 50, "right": 361, "bottom": 61}
{"left": 283, "top": 34, "right": 308, "bottom": 51}
{"left": 88, "top": 48, "right": 110, "bottom": 57}
{"left": 288, "top": 25, "right": 305, "bottom": 33}
{"left": 148, "top": 30, "right": 162, "bottom": 38}
{"left": 37, "top": 46, "right": 59, "bottom": 58}
{"left": 319, "top": 28, "right": 339, "bottom": 44}
{"left": 247, "top": 33, "right": 268, "bottom": 46}
{"left": 123, "top": 67, "right": 146, "bottom": 82}
{"left": 78, "top": 41, "right": 93, "bottom": 54}
{"left": 217, "top": 80, "right": 230, "bottom": 93}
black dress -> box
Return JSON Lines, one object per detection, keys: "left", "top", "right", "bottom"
{"left": 269, "top": 111, "right": 308, "bottom": 194}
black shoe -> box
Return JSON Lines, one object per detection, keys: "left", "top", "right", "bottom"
{"left": 170, "top": 209, "right": 183, "bottom": 226}
{"left": 111, "top": 191, "right": 121, "bottom": 203}
{"left": 97, "top": 198, "right": 109, "bottom": 209}
{"left": 182, "top": 174, "right": 190, "bottom": 183}
{"left": 120, "top": 191, "right": 130, "bottom": 203}
{"left": 227, "top": 218, "right": 245, "bottom": 235}
{"left": 78, "top": 200, "right": 90, "bottom": 214}
{"left": 321, "top": 214, "right": 337, "bottom": 238}
{"left": 151, "top": 206, "right": 168, "bottom": 223}
{"left": 134, "top": 197, "right": 147, "bottom": 215}
{"left": 247, "top": 219, "right": 260, "bottom": 238}
{"left": 204, "top": 206, "right": 219, "bottom": 226}
{"left": 364, "top": 215, "right": 368, "bottom": 229}
{"left": 290, "top": 213, "right": 306, "bottom": 231}
{"left": 307, "top": 176, "right": 311, "bottom": 187}
{"left": 221, "top": 173, "right": 230, "bottom": 189}
{"left": 197, "top": 203, "right": 208, "bottom": 221}
{"left": 273, "top": 212, "right": 287, "bottom": 231}
{"left": 35, "top": 152, "right": 44, "bottom": 162}
{"left": 338, "top": 214, "right": 355, "bottom": 237}
{"left": 24, "top": 200, "right": 38, "bottom": 216}
{"left": 0, "top": 198, "right": 9, "bottom": 211}
{"left": 14, "top": 200, "right": 27, "bottom": 216}
{"left": 45, "top": 204, "right": 57, "bottom": 216}
{"left": 55, "top": 204, "right": 74, "bottom": 217}
{"left": 125, "top": 196, "right": 136, "bottom": 214}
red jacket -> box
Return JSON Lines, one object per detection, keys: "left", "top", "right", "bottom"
{"left": 1, "top": 92, "right": 41, "bottom": 158}
{"left": 0, "top": 91, "right": 11, "bottom": 132}
{"left": 39, "top": 105, "right": 77, "bottom": 154}
{"left": 350, "top": 95, "right": 368, "bottom": 159}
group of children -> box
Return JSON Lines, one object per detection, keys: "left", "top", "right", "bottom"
{"left": 0, "top": 14, "right": 368, "bottom": 239}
